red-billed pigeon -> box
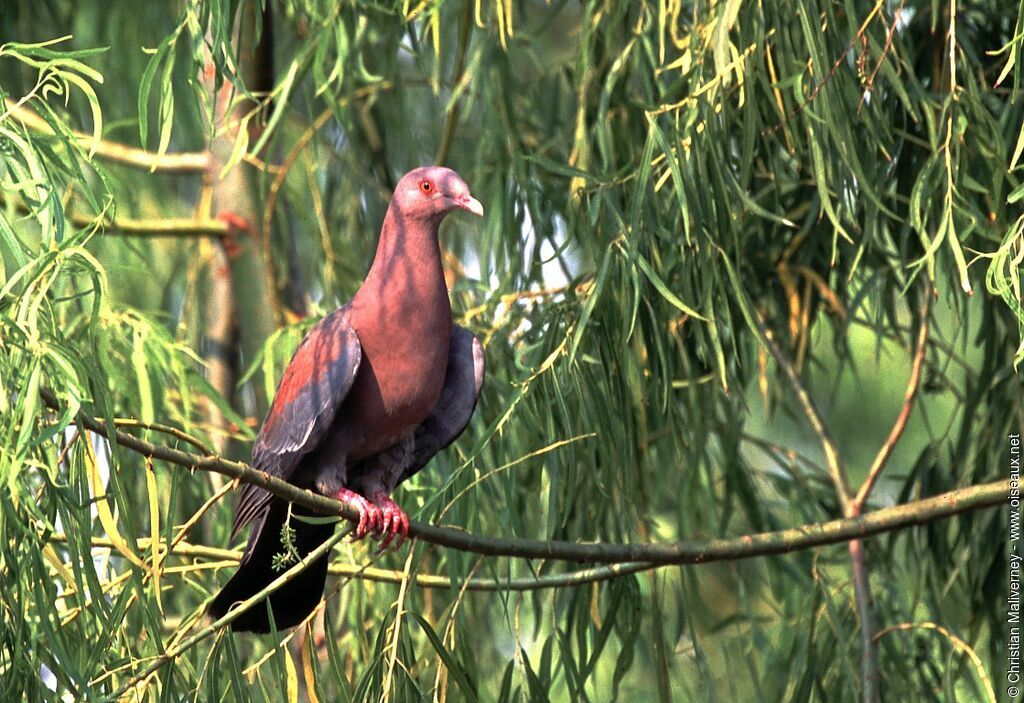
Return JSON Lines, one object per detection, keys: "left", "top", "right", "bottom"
{"left": 209, "top": 167, "right": 485, "bottom": 632}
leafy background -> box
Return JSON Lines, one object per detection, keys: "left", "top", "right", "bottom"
{"left": 0, "top": 0, "right": 1021, "bottom": 700}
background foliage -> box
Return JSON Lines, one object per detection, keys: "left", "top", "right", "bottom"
{"left": 0, "top": 0, "right": 1021, "bottom": 700}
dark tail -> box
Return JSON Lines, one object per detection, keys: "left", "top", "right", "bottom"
{"left": 208, "top": 499, "right": 334, "bottom": 633}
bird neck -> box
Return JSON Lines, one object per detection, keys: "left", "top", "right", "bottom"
{"left": 354, "top": 206, "right": 450, "bottom": 316}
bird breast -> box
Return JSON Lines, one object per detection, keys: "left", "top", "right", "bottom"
{"left": 343, "top": 289, "right": 452, "bottom": 460}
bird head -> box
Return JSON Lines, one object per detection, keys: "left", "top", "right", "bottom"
{"left": 391, "top": 166, "right": 484, "bottom": 223}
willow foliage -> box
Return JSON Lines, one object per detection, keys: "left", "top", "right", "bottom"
{"left": 0, "top": 1, "right": 1021, "bottom": 701}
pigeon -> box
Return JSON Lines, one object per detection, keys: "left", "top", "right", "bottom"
{"left": 208, "top": 166, "right": 485, "bottom": 632}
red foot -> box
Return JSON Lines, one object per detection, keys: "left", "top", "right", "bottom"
{"left": 336, "top": 488, "right": 381, "bottom": 539}
{"left": 370, "top": 493, "right": 409, "bottom": 551}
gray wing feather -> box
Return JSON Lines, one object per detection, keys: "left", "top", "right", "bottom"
{"left": 402, "top": 325, "right": 485, "bottom": 485}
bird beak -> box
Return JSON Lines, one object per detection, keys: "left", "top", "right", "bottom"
{"left": 455, "top": 193, "right": 484, "bottom": 217}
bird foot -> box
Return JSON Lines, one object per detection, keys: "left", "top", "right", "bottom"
{"left": 369, "top": 493, "right": 409, "bottom": 551}
{"left": 215, "top": 212, "right": 250, "bottom": 259}
{"left": 335, "top": 488, "right": 381, "bottom": 539}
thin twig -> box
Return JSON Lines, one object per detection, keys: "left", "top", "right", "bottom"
{"left": 106, "top": 526, "right": 352, "bottom": 698}
{"left": 752, "top": 309, "right": 853, "bottom": 512}
{"left": 854, "top": 283, "right": 932, "bottom": 510}
{"left": 112, "top": 418, "right": 216, "bottom": 455}
{"left": 857, "top": 0, "right": 907, "bottom": 113}
{"left": 46, "top": 532, "right": 653, "bottom": 592}
{"left": 766, "top": 0, "right": 887, "bottom": 134}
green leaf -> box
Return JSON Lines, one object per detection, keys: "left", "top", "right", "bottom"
{"left": 633, "top": 252, "right": 707, "bottom": 320}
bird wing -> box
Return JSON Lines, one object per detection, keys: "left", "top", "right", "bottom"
{"left": 232, "top": 306, "right": 362, "bottom": 537}
{"left": 398, "top": 324, "right": 485, "bottom": 486}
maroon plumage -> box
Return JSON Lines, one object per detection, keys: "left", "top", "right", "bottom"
{"left": 209, "top": 167, "right": 485, "bottom": 632}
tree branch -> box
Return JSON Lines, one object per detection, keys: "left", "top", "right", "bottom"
{"left": 42, "top": 390, "right": 1009, "bottom": 567}
{"left": 753, "top": 308, "right": 853, "bottom": 511}
{"left": 753, "top": 290, "right": 897, "bottom": 702}
{"left": 854, "top": 283, "right": 932, "bottom": 510}
{"left": 754, "top": 303, "right": 879, "bottom": 695}
{"left": 0, "top": 193, "right": 231, "bottom": 237}
{"left": 4, "top": 98, "right": 210, "bottom": 173}
{"left": 849, "top": 538, "right": 879, "bottom": 702}
{"left": 844, "top": 282, "right": 931, "bottom": 702}
{"left": 46, "top": 532, "right": 654, "bottom": 592}
{"left": 87, "top": 214, "right": 230, "bottom": 237}
{"left": 107, "top": 527, "right": 352, "bottom": 698}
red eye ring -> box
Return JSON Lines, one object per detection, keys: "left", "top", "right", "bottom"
{"left": 419, "top": 180, "right": 433, "bottom": 193}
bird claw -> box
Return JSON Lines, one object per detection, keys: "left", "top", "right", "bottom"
{"left": 336, "top": 488, "right": 382, "bottom": 540}
{"left": 335, "top": 488, "right": 408, "bottom": 549}
{"left": 370, "top": 493, "right": 409, "bottom": 551}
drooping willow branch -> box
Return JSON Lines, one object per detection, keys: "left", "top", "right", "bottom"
{"left": 43, "top": 390, "right": 1010, "bottom": 567}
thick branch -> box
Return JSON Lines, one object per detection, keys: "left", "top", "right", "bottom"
{"left": 43, "top": 391, "right": 1010, "bottom": 567}
{"left": 0, "top": 193, "right": 230, "bottom": 237}
{"left": 87, "top": 214, "right": 230, "bottom": 237}
{"left": 4, "top": 98, "right": 210, "bottom": 173}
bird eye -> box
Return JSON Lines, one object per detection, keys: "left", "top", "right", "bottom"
{"left": 419, "top": 180, "right": 433, "bottom": 193}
